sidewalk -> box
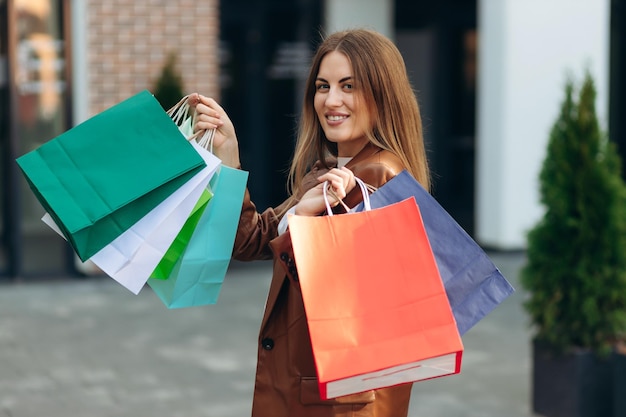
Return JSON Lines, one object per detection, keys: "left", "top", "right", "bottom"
{"left": 0, "top": 251, "right": 533, "bottom": 417}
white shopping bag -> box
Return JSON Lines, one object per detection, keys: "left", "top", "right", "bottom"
{"left": 43, "top": 141, "right": 220, "bottom": 294}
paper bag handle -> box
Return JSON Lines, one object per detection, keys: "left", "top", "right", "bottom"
{"left": 166, "top": 94, "right": 216, "bottom": 152}
{"left": 323, "top": 177, "right": 371, "bottom": 216}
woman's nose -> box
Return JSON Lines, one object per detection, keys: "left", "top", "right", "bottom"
{"left": 325, "top": 87, "right": 342, "bottom": 107}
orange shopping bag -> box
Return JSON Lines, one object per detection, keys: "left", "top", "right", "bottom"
{"left": 288, "top": 178, "right": 463, "bottom": 400}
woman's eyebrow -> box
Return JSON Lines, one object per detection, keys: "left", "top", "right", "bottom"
{"left": 315, "top": 76, "right": 353, "bottom": 83}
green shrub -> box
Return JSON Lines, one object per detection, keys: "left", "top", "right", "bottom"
{"left": 153, "top": 52, "right": 185, "bottom": 111}
{"left": 521, "top": 71, "right": 626, "bottom": 356}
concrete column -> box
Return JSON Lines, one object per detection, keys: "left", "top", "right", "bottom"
{"left": 70, "top": 0, "right": 89, "bottom": 124}
{"left": 323, "top": 0, "right": 393, "bottom": 39}
{"left": 476, "top": 0, "right": 610, "bottom": 249}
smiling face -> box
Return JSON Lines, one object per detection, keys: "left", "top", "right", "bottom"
{"left": 314, "top": 51, "right": 372, "bottom": 157}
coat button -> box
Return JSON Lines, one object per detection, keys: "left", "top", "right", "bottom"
{"left": 288, "top": 266, "right": 299, "bottom": 281}
{"left": 280, "top": 252, "right": 289, "bottom": 262}
{"left": 261, "top": 338, "right": 274, "bottom": 350}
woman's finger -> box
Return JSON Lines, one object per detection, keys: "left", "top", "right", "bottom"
{"left": 186, "top": 92, "right": 201, "bottom": 107}
{"left": 330, "top": 178, "right": 347, "bottom": 197}
{"left": 318, "top": 167, "right": 355, "bottom": 192}
{"left": 197, "top": 95, "right": 226, "bottom": 114}
{"left": 339, "top": 166, "right": 356, "bottom": 191}
{"left": 193, "top": 102, "right": 224, "bottom": 130}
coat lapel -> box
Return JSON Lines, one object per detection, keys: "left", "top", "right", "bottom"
{"left": 259, "top": 231, "right": 293, "bottom": 332}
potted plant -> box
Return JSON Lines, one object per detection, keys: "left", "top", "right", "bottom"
{"left": 520, "top": 71, "right": 626, "bottom": 417}
{"left": 153, "top": 51, "right": 185, "bottom": 111}
{"left": 616, "top": 341, "right": 626, "bottom": 416}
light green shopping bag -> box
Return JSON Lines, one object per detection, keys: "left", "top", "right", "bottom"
{"left": 150, "top": 188, "right": 213, "bottom": 280}
{"left": 148, "top": 166, "right": 248, "bottom": 308}
{"left": 15, "top": 90, "right": 206, "bottom": 261}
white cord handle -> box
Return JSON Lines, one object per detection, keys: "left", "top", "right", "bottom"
{"left": 322, "top": 177, "right": 371, "bottom": 216}
{"left": 166, "top": 96, "right": 191, "bottom": 125}
{"left": 195, "top": 129, "right": 215, "bottom": 153}
{"left": 166, "top": 94, "right": 216, "bottom": 152}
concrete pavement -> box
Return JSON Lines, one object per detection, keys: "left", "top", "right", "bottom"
{"left": 0, "top": 251, "right": 534, "bottom": 417}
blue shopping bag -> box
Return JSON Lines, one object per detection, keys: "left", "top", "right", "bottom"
{"left": 147, "top": 166, "right": 249, "bottom": 308}
{"left": 355, "top": 170, "right": 515, "bottom": 335}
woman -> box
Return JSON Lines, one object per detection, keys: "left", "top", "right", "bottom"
{"left": 192, "top": 29, "right": 430, "bottom": 417}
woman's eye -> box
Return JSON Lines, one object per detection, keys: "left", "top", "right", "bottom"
{"left": 316, "top": 84, "right": 329, "bottom": 91}
{"left": 343, "top": 84, "right": 353, "bottom": 91}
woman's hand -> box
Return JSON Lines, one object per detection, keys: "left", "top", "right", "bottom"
{"left": 188, "top": 93, "right": 241, "bottom": 168}
{"left": 295, "top": 167, "right": 357, "bottom": 216}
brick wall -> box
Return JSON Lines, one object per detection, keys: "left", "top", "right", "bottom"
{"left": 86, "top": 0, "right": 219, "bottom": 115}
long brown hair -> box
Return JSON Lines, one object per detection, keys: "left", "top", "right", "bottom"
{"left": 286, "top": 29, "right": 430, "bottom": 204}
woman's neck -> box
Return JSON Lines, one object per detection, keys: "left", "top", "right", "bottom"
{"left": 337, "top": 139, "right": 370, "bottom": 159}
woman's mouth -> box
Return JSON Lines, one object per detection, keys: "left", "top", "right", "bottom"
{"left": 326, "top": 115, "right": 348, "bottom": 122}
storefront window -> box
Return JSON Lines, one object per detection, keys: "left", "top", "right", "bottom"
{"left": 0, "top": 0, "right": 8, "bottom": 276}
{"left": 14, "top": 0, "right": 70, "bottom": 275}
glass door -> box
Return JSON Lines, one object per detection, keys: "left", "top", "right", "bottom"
{"left": 1, "top": 0, "right": 10, "bottom": 277}
{"left": 6, "top": 0, "right": 73, "bottom": 277}
{"left": 395, "top": 0, "right": 478, "bottom": 236}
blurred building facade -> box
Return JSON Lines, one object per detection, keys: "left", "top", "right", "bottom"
{"left": 0, "top": 0, "right": 220, "bottom": 278}
{"left": 0, "top": 0, "right": 623, "bottom": 278}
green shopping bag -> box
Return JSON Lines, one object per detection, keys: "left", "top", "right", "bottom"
{"left": 148, "top": 166, "right": 248, "bottom": 308}
{"left": 16, "top": 90, "right": 206, "bottom": 261}
{"left": 150, "top": 187, "right": 213, "bottom": 280}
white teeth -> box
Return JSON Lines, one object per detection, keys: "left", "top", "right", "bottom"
{"left": 327, "top": 115, "right": 347, "bottom": 121}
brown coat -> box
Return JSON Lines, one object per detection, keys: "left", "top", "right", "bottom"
{"left": 232, "top": 143, "right": 412, "bottom": 417}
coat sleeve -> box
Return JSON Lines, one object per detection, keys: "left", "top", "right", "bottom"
{"left": 231, "top": 188, "right": 284, "bottom": 261}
